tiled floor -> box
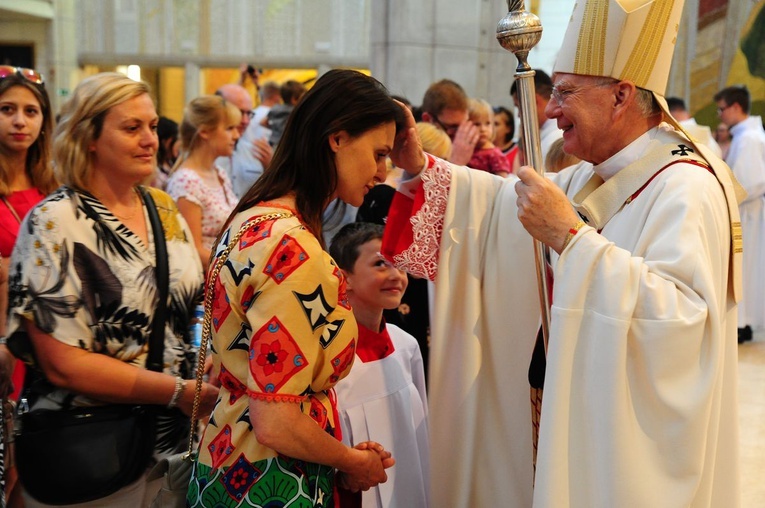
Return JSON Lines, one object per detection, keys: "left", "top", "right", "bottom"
{"left": 739, "top": 333, "right": 765, "bottom": 507}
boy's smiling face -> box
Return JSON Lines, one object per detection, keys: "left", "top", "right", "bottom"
{"left": 344, "top": 238, "right": 408, "bottom": 314}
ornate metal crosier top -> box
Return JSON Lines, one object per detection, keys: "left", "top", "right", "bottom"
{"left": 496, "top": 0, "right": 543, "bottom": 71}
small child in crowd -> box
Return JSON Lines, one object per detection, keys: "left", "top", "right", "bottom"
{"left": 467, "top": 98, "right": 511, "bottom": 177}
{"left": 330, "top": 222, "right": 430, "bottom": 508}
{"left": 261, "top": 79, "right": 306, "bottom": 147}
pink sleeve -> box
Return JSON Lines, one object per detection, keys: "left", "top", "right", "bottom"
{"left": 491, "top": 148, "right": 511, "bottom": 174}
{"left": 166, "top": 169, "right": 203, "bottom": 207}
{"left": 381, "top": 155, "right": 452, "bottom": 281}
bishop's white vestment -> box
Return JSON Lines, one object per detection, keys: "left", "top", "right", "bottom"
{"left": 382, "top": 125, "right": 741, "bottom": 508}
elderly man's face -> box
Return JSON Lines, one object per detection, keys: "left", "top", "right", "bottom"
{"left": 545, "top": 73, "right": 617, "bottom": 164}
{"left": 220, "top": 86, "right": 254, "bottom": 134}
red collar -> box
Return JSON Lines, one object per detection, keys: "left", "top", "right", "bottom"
{"left": 355, "top": 321, "right": 395, "bottom": 363}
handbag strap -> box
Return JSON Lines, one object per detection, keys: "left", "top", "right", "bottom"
{"left": 186, "top": 211, "right": 293, "bottom": 455}
{"left": 137, "top": 187, "right": 169, "bottom": 373}
{"left": 1, "top": 196, "right": 22, "bottom": 224}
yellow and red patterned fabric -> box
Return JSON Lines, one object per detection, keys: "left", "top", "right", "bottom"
{"left": 189, "top": 204, "right": 357, "bottom": 507}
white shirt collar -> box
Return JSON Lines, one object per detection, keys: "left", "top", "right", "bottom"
{"left": 592, "top": 125, "right": 671, "bottom": 181}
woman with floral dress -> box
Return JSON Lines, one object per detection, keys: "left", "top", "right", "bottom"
{"left": 166, "top": 95, "right": 240, "bottom": 269}
{"left": 187, "top": 69, "right": 406, "bottom": 507}
{"left": 6, "top": 72, "right": 219, "bottom": 507}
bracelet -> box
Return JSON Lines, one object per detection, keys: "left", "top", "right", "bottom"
{"left": 561, "top": 220, "right": 586, "bottom": 252}
{"left": 167, "top": 376, "right": 186, "bottom": 408}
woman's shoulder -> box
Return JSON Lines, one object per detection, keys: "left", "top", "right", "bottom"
{"left": 27, "top": 186, "right": 75, "bottom": 218}
{"left": 224, "top": 207, "right": 326, "bottom": 261}
{"left": 227, "top": 207, "right": 310, "bottom": 242}
{"left": 142, "top": 186, "right": 178, "bottom": 211}
{"left": 166, "top": 167, "right": 202, "bottom": 187}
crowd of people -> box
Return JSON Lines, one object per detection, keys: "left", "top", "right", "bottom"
{"left": 0, "top": 0, "right": 761, "bottom": 505}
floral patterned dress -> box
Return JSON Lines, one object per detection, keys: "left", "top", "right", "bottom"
{"left": 6, "top": 186, "right": 204, "bottom": 459}
{"left": 187, "top": 204, "right": 357, "bottom": 508}
{"left": 166, "top": 166, "right": 238, "bottom": 251}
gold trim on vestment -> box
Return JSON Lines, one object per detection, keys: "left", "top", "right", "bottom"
{"left": 732, "top": 222, "right": 743, "bottom": 254}
{"left": 575, "top": 0, "right": 609, "bottom": 75}
{"left": 622, "top": 0, "right": 675, "bottom": 85}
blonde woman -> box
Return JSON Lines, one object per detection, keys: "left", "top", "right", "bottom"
{"left": 166, "top": 95, "right": 240, "bottom": 269}
{"left": 6, "top": 72, "right": 218, "bottom": 507}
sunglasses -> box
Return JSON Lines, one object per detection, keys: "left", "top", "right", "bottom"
{"left": 0, "top": 65, "right": 45, "bottom": 85}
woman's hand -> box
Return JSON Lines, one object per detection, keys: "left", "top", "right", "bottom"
{"left": 337, "top": 445, "right": 392, "bottom": 492}
{"left": 354, "top": 441, "right": 395, "bottom": 469}
{"left": 177, "top": 380, "right": 219, "bottom": 418}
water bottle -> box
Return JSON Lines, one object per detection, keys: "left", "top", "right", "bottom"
{"left": 190, "top": 304, "right": 204, "bottom": 348}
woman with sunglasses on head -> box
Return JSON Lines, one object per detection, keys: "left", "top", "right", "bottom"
{"left": 166, "top": 95, "right": 240, "bottom": 270}
{"left": 0, "top": 66, "right": 58, "bottom": 506}
{"left": 187, "top": 69, "right": 402, "bottom": 507}
{"left": 5, "top": 72, "right": 219, "bottom": 507}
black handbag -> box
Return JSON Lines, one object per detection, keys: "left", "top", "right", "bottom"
{"left": 14, "top": 187, "right": 171, "bottom": 505}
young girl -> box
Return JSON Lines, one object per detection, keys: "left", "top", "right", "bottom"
{"left": 467, "top": 98, "right": 510, "bottom": 177}
{"left": 166, "top": 95, "right": 240, "bottom": 269}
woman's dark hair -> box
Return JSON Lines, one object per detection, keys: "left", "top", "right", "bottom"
{"left": 493, "top": 106, "right": 515, "bottom": 145}
{"left": 156, "top": 116, "right": 178, "bottom": 169}
{"left": 229, "top": 69, "right": 405, "bottom": 247}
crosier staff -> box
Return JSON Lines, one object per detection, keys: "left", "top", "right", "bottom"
{"left": 497, "top": 1, "right": 549, "bottom": 348}
{"left": 496, "top": 0, "right": 548, "bottom": 471}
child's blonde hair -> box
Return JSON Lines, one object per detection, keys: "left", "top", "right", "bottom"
{"left": 468, "top": 98, "right": 493, "bottom": 123}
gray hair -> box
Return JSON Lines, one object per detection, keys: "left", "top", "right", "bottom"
{"left": 635, "top": 87, "right": 661, "bottom": 118}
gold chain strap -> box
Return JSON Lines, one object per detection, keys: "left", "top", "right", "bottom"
{"left": 186, "top": 211, "right": 293, "bottom": 456}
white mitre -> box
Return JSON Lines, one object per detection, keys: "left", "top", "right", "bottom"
{"left": 553, "top": 0, "right": 684, "bottom": 98}
{"left": 553, "top": 0, "right": 744, "bottom": 301}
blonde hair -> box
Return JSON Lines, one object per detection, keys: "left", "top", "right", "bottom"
{"left": 544, "top": 138, "right": 581, "bottom": 173}
{"left": 416, "top": 122, "right": 452, "bottom": 159}
{"left": 53, "top": 73, "right": 153, "bottom": 191}
{"left": 173, "top": 95, "right": 241, "bottom": 171}
{"left": 468, "top": 98, "right": 493, "bottom": 123}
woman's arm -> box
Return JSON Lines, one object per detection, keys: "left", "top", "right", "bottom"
{"left": 25, "top": 319, "right": 219, "bottom": 416}
{"left": 249, "top": 398, "right": 391, "bottom": 490}
{"left": 176, "top": 197, "right": 211, "bottom": 270}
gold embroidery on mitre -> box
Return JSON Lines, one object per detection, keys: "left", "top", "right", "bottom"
{"left": 732, "top": 221, "right": 743, "bottom": 253}
{"left": 622, "top": 0, "right": 675, "bottom": 87}
{"left": 574, "top": 0, "right": 609, "bottom": 75}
